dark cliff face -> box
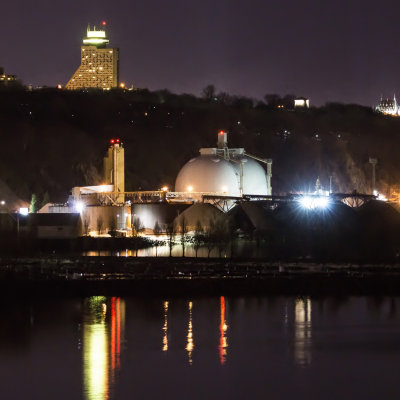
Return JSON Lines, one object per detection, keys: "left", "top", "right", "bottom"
{"left": 0, "top": 89, "right": 398, "bottom": 203}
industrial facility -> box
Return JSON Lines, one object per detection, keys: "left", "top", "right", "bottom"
{"left": 34, "top": 131, "right": 274, "bottom": 237}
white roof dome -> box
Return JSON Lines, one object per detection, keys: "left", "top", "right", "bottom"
{"left": 175, "top": 154, "right": 269, "bottom": 196}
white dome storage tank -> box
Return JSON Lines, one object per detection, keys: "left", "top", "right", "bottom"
{"left": 175, "top": 132, "right": 272, "bottom": 196}
{"left": 175, "top": 155, "right": 241, "bottom": 196}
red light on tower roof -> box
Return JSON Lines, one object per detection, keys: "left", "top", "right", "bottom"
{"left": 102, "top": 20, "right": 107, "bottom": 26}
{"left": 219, "top": 130, "right": 225, "bottom": 135}
{"left": 110, "top": 139, "right": 115, "bottom": 144}
{"left": 116, "top": 139, "right": 120, "bottom": 143}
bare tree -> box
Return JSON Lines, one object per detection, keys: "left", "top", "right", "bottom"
{"left": 96, "top": 216, "right": 104, "bottom": 236}
{"left": 178, "top": 216, "right": 188, "bottom": 257}
{"left": 202, "top": 84, "right": 216, "bottom": 101}
{"left": 108, "top": 215, "right": 116, "bottom": 235}
{"left": 133, "top": 217, "right": 143, "bottom": 236}
{"left": 83, "top": 216, "right": 90, "bottom": 236}
{"left": 193, "top": 220, "right": 204, "bottom": 257}
{"left": 166, "top": 222, "right": 176, "bottom": 257}
{"left": 205, "top": 218, "right": 216, "bottom": 258}
{"left": 154, "top": 220, "right": 162, "bottom": 257}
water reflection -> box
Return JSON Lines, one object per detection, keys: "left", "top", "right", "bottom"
{"left": 162, "top": 301, "right": 169, "bottom": 352}
{"left": 186, "top": 301, "right": 194, "bottom": 365}
{"left": 83, "top": 296, "right": 125, "bottom": 400}
{"left": 294, "top": 297, "right": 312, "bottom": 366}
{"left": 219, "top": 296, "right": 228, "bottom": 365}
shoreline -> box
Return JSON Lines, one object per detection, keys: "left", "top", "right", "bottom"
{"left": 2, "top": 256, "right": 400, "bottom": 296}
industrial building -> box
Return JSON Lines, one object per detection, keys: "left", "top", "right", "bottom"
{"left": 65, "top": 25, "right": 119, "bottom": 90}
{"left": 35, "top": 131, "right": 273, "bottom": 237}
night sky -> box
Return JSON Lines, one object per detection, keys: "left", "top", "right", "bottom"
{"left": 2, "top": 0, "right": 400, "bottom": 106}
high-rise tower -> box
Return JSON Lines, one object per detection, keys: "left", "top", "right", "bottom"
{"left": 65, "top": 26, "right": 119, "bottom": 90}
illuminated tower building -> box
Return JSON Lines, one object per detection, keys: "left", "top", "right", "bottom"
{"left": 104, "top": 139, "right": 125, "bottom": 203}
{"left": 65, "top": 26, "right": 119, "bottom": 90}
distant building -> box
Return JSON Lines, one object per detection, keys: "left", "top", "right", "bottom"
{"left": 65, "top": 26, "right": 119, "bottom": 90}
{"left": 0, "top": 67, "right": 18, "bottom": 87}
{"left": 375, "top": 95, "right": 399, "bottom": 116}
{"left": 294, "top": 97, "right": 310, "bottom": 109}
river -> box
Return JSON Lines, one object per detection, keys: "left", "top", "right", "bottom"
{"left": 1, "top": 295, "right": 400, "bottom": 399}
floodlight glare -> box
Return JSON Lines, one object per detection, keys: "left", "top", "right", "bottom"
{"left": 75, "top": 201, "right": 85, "bottom": 213}
{"left": 298, "top": 196, "right": 330, "bottom": 210}
{"left": 315, "top": 196, "right": 329, "bottom": 209}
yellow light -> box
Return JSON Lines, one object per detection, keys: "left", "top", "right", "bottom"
{"left": 161, "top": 186, "right": 168, "bottom": 192}
{"left": 120, "top": 82, "right": 125, "bottom": 88}
{"left": 187, "top": 186, "right": 193, "bottom": 192}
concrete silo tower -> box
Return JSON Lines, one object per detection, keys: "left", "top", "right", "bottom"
{"left": 104, "top": 139, "right": 125, "bottom": 203}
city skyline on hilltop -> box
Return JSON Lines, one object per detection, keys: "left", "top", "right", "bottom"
{"left": 2, "top": 0, "right": 400, "bottom": 106}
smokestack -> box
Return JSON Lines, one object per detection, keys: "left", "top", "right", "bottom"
{"left": 217, "top": 130, "right": 227, "bottom": 149}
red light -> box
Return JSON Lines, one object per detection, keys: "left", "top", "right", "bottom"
{"left": 219, "top": 130, "right": 225, "bottom": 135}
{"left": 102, "top": 20, "right": 107, "bottom": 26}
{"left": 110, "top": 139, "right": 115, "bottom": 144}
{"left": 116, "top": 139, "right": 120, "bottom": 143}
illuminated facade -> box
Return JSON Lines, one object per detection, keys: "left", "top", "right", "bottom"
{"left": 66, "top": 26, "right": 119, "bottom": 90}
{"left": 376, "top": 95, "right": 399, "bottom": 116}
{"left": 0, "top": 67, "right": 17, "bottom": 86}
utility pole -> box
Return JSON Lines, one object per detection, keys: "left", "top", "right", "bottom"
{"left": 369, "top": 157, "right": 377, "bottom": 194}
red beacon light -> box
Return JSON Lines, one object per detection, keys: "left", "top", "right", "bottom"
{"left": 110, "top": 139, "right": 115, "bottom": 144}
{"left": 116, "top": 139, "right": 120, "bottom": 143}
{"left": 219, "top": 130, "right": 225, "bottom": 135}
{"left": 102, "top": 21, "right": 107, "bottom": 26}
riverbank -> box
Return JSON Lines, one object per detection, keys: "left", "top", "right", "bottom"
{"left": 1, "top": 256, "right": 400, "bottom": 296}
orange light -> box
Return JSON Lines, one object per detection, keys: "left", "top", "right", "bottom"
{"left": 102, "top": 21, "right": 107, "bottom": 26}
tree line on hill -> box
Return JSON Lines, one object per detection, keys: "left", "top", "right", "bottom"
{"left": 0, "top": 86, "right": 399, "bottom": 206}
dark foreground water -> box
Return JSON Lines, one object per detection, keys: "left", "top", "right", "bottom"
{"left": 1, "top": 295, "right": 400, "bottom": 400}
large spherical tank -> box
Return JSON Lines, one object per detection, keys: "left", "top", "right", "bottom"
{"left": 175, "top": 155, "right": 269, "bottom": 196}
{"left": 236, "top": 157, "right": 269, "bottom": 195}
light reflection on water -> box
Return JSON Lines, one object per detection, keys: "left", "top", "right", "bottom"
{"left": 83, "top": 296, "right": 125, "bottom": 400}
{"left": 4, "top": 296, "right": 400, "bottom": 399}
{"left": 82, "top": 241, "right": 259, "bottom": 257}
{"left": 294, "top": 297, "right": 312, "bottom": 366}
{"left": 186, "top": 301, "right": 194, "bottom": 365}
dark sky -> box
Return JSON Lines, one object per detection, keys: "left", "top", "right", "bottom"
{"left": 2, "top": 0, "right": 400, "bottom": 105}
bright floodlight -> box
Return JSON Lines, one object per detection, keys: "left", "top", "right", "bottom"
{"left": 298, "top": 196, "right": 330, "bottom": 210}
{"left": 19, "top": 207, "right": 29, "bottom": 216}
{"left": 315, "top": 196, "right": 329, "bottom": 209}
{"left": 75, "top": 201, "right": 85, "bottom": 213}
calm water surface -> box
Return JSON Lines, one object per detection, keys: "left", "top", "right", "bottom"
{"left": 1, "top": 295, "right": 400, "bottom": 399}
